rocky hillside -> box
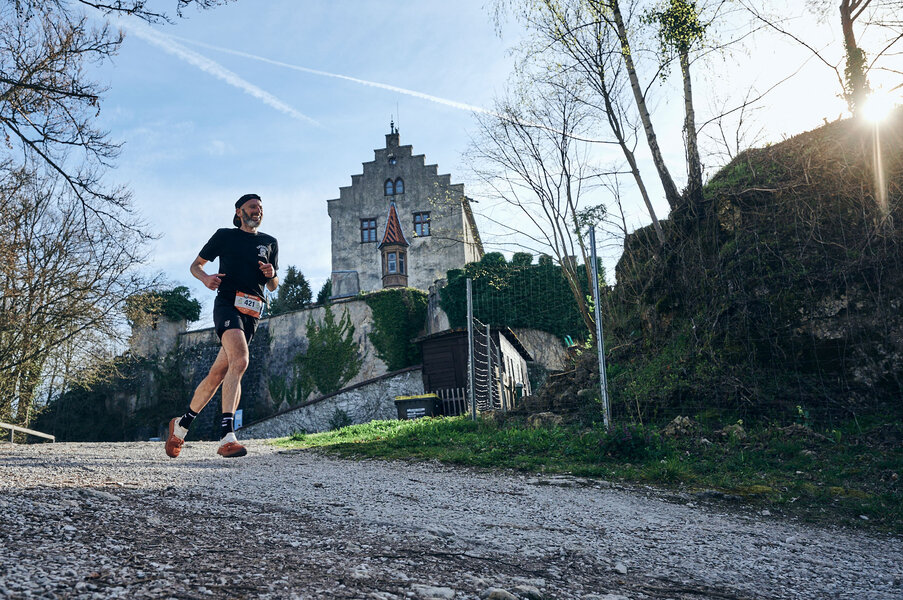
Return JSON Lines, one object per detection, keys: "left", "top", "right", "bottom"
{"left": 540, "top": 109, "right": 903, "bottom": 425}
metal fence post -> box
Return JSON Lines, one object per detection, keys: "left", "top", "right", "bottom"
{"left": 467, "top": 278, "right": 476, "bottom": 421}
{"left": 486, "top": 323, "right": 493, "bottom": 410}
{"left": 590, "top": 226, "right": 611, "bottom": 429}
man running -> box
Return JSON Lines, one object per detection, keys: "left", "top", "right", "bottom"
{"left": 165, "top": 193, "right": 279, "bottom": 458}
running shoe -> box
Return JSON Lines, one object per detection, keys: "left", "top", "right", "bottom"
{"left": 217, "top": 441, "right": 247, "bottom": 458}
{"left": 165, "top": 418, "right": 184, "bottom": 458}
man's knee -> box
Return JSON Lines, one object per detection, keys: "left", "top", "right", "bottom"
{"left": 228, "top": 354, "right": 249, "bottom": 373}
{"left": 209, "top": 363, "right": 228, "bottom": 383}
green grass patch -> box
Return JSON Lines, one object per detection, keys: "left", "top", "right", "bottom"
{"left": 275, "top": 415, "right": 903, "bottom": 533}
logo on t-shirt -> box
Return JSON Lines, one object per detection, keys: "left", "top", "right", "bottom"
{"left": 257, "top": 245, "right": 268, "bottom": 259}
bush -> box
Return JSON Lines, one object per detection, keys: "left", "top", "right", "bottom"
{"left": 295, "top": 306, "right": 362, "bottom": 396}
{"left": 126, "top": 286, "right": 201, "bottom": 325}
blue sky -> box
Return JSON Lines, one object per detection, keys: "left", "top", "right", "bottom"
{"left": 97, "top": 1, "right": 522, "bottom": 325}
{"left": 89, "top": 1, "right": 897, "bottom": 328}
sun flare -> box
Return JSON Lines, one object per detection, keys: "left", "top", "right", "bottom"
{"left": 861, "top": 91, "right": 896, "bottom": 123}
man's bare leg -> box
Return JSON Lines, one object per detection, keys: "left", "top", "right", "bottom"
{"left": 216, "top": 329, "right": 249, "bottom": 457}
{"left": 189, "top": 347, "right": 230, "bottom": 413}
{"left": 219, "top": 328, "right": 249, "bottom": 415}
{"left": 166, "top": 346, "right": 230, "bottom": 457}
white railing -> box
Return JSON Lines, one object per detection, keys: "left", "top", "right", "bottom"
{"left": 0, "top": 421, "right": 55, "bottom": 443}
{"left": 433, "top": 387, "right": 468, "bottom": 417}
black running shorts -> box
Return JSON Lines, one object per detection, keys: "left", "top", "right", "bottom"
{"left": 213, "top": 293, "right": 260, "bottom": 344}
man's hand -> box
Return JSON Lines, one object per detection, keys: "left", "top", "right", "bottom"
{"left": 258, "top": 261, "right": 275, "bottom": 279}
{"left": 204, "top": 273, "right": 225, "bottom": 291}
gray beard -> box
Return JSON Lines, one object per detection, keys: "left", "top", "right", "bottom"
{"left": 242, "top": 216, "right": 261, "bottom": 228}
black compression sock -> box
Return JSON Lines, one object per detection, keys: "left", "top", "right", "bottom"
{"left": 220, "top": 413, "right": 235, "bottom": 439}
{"left": 178, "top": 408, "right": 199, "bottom": 430}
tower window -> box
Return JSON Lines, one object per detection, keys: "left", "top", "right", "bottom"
{"left": 384, "top": 179, "right": 394, "bottom": 196}
{"left": 399, "top": 251, "right": 405, "bottom": 274}
{"left": 387, "top": 252, "right": 397, "bottom": 273}
{"left": 361, "top": 218, "right": 377, "bottom": 243}
{"left": 394, "top": 178, "right": 404, "bottom": 194}
{"left": 413, "top": 212, "right": 430, "bottom": 237}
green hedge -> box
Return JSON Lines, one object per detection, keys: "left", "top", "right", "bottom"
{"left": 439, "top": 258, "right": 587, "bottom": 340}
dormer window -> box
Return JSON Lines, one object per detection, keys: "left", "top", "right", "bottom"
{"left": 384, "top": 179, "right": 394, "bottom": 196}
{"left": 394, "top": 178, "right": 404, "bottom": 194}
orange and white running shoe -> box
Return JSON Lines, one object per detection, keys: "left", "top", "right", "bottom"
{"left": 165, "top": 418, "right": 184, "bottom": 458}
{"left": 217, "top": 441, "right": 247, "bottom": 458}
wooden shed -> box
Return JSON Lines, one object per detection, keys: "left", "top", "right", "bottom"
{"left": 415, "top": 327, "right": 533, "bottom": 414}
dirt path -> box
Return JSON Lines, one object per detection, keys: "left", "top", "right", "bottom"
{"left": 1, "top": 440, "right": 900, "bottom": 599}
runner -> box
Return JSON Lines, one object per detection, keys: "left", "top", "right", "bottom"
{"left": 165, "top": 193, "right": 279, "bottom": 458}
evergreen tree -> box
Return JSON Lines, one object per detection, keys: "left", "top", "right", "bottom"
{"left": 268, "top": 266, "right": 311, "bottom": 316}
{"left": 316, "top": 279, "right": 332, "bottom": 305}
{"left": 295, "top": 306, "right": 361, "bottom": 396}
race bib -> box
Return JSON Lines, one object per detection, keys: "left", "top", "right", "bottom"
{"left": 234, "top": 292, "right": 264, "bottom": 318}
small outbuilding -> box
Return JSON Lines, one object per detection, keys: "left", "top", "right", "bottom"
{"left": 415, "top": 327, "right": 533, "bottom": 415}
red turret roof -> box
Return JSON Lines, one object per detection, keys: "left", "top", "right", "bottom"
{"left": 378, "top": 203, "right": 410, "bottom": 248}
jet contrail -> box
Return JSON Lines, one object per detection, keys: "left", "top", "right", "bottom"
{"left": 170, "top": 35, "right": 616, "bottom": 145}
{"left": 170, "top": 35, "right": 496, "bottom": 117}
{"left": 118, "top": 20, "right": 318, "bottom": 126}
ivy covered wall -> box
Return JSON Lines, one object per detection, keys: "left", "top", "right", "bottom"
{"left": 364, "top": 288, "right": 428, "bottom": 372}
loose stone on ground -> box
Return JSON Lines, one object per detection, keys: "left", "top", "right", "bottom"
{"left": 0, "top": 441, "right": 901, "bottom": 599}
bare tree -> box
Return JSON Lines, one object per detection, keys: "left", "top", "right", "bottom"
{"left": 515, "top": 0, "right": 668, "bottom": 246}
{"left": 645, "top": 0, "right": 709, "bottom": 211}
{"left": 468, "top": 67, "right": 600, "bottom": 333}
{"left": 0, "top": 1, "right": 231, "bottom": 427}
{"left": 0, "top": 164, "right": 152, "bottom": 426}
{"left": 603, "top": 0, "right": 685, "bottom": 212}
{"left": 0, "top": 0, "right": 231, "bottom": 237}
{"left": 746, "top": 0, "right": 903, "bottom": 116}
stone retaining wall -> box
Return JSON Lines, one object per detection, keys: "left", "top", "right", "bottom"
{"left": 240, "top": 367, "right": 423, "bottom": 439}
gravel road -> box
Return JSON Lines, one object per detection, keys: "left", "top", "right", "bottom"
{"left": 1, "top": 440, "right": 900, "bottom": 600}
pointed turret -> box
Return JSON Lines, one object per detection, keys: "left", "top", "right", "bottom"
{"left": 378, "top": 203, "right": 409, "bottom": 288}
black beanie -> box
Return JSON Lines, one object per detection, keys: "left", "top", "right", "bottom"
{"left": 233, "top": 193, "right": 261, "bottom": 227}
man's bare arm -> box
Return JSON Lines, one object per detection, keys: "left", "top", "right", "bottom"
{"left": 191, "top": 256, "right": 225, "bottom": 291}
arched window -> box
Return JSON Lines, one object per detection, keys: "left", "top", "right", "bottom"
{"left": 384, "top": 179, "right": 394, "bottom": 196}
{"left": 394, "top": 178, "right": 404, "bottom": 194}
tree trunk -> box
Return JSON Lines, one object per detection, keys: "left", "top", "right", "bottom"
{"left": 590, "top": 51, "right": 667, "bottom": 245}
{"left": 840, "top": 0, "right": 871, "bottom": 114}
{"left": 681, "top": 48, "right": 704, "bottom": 213}
{"left": 608, "top": 0, "right": 682, "bottom": 211}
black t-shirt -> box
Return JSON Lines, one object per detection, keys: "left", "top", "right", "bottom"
{"left": 198, "top": 228, "right": 279, "bottom": 299}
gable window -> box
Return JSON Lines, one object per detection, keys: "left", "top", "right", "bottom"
{"left": 360, "top": 218, "right": 377, "bottom": 243}
{"left": 384, "top": 179, "right": 394, "bottom": 196}
{"left": 413, "top": 212, "right": 430, "bottom": 237}
{"left": 387, "top": 251, "right": 397, "bottom": 274}
{"left": 394, "top": 178, "right": 404, "bottom": 194}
